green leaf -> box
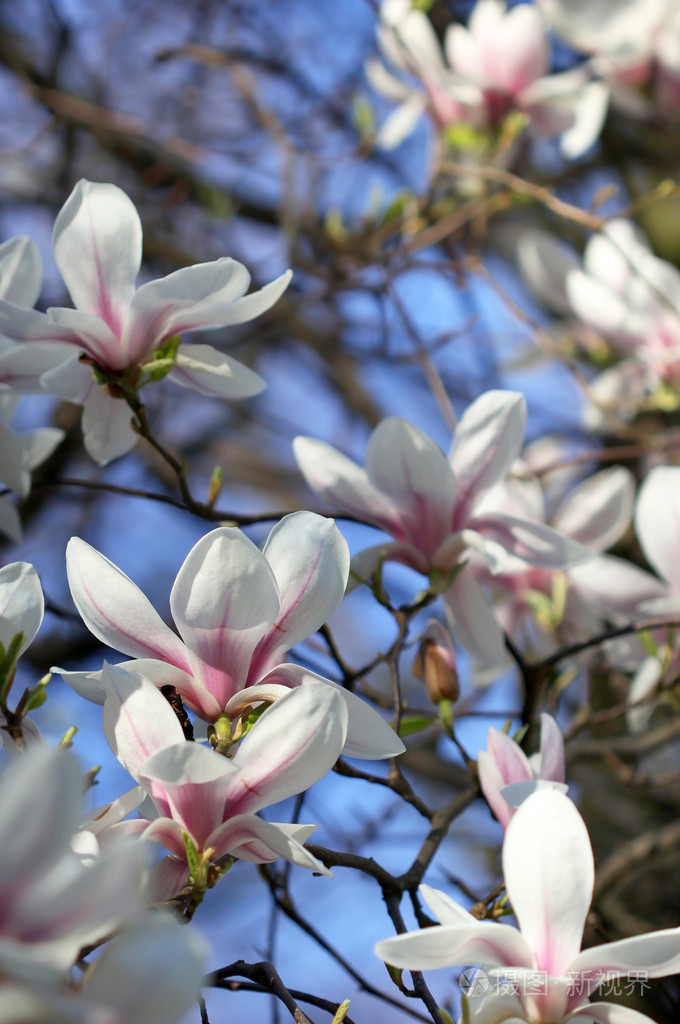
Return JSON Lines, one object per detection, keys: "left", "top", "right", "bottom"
{"left": 181, "top": 831, "right": 200, "bottom": 883}
{"left": 638, "top": 630, "right": 658, "bottom": 658}
{"left": 398, "top": 714, "right": 434, "bottom": 738}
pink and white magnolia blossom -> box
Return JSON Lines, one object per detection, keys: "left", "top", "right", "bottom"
{"left": 477, "top": 463, "right": 669, "bottom": 658}
{"left": 62, "top": 511, "right": 403, "bottom": 759}
{"left": 542, "top": 0, "right": 680, "bottom": 117}
{"left": 294, "top": 391, "right": 592, "bottom": 673}
{"left": 368, "top": 0, "right": 607, "bottom": 157}
{"left": 477, "top": 713, "right": 566, "bottom": 829}
{"left": 518, "top": 220, "right": 680, "bottom": 426}
{"left": 375, "top": 788, "right": 680, "bottom": 1023}
{"left": 0, "top": 744, "right": 146, "bottom": 986}
{"left": 100, "top": 664, "right": 348, "bottom": 898}
{"left": 0, "top": 915, "right": 207, "bottom": 1024}
{"left": 0, "top": 237, "right": 63, "bottom": 540}
{"left": 0, "top": 180, "right": 291, "bottom": 464}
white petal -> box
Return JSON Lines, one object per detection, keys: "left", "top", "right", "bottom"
{"left": 473, "top": 512, "right": 593, "bottom": 568}
{"left": 169, "top": 342, "right": 265, "bottom": 398}
{"left": 253, "top": 511, "right": 349, "bottom": 669}
{"left": 127, "top": 262, "right": 291, "bottom": 365}
{"left": 443, "top": 570, "right": 510, "bottom": 672}
{"left": 375, "top": 920, "right": 533, "bottom": 972}
{"left": 84, "top": 915, "right": 207, "bottom": 1024}
{"left": 517, "top": 230, "right": 579, "bottom": 315}
{"left": 503, "top": 789, "right": 593, "bottom": 976}
{"left": 0, "top": 497, "right": 22, "bottom": 544}
{"left": 169, "top": 527, "right": 280, "bottom": 709}
{"left": 294, "top": 435, "right": 401, "bottom": 533}
{"left": 81, "top": 387, "right": 138, "bottom": 465}
{"left": 421, "top": 884, "right": 476, "bottom": 926}
{"left": 570, "top": 926, "right": 680, "bottom": 984}
{"left": 450, "top": 392, "right": 527, "bottom": 511}
{"left": 0, "top": 561, "right": 43, "bottom": 657}
{"left": 553, "top": 467, "right": 635, "bottom": 550}
{"left": 0, "top": 236, "right": 42, "bottom": 308}
{"left": 636, "top": 465, "right": 680, "bottom": 593}
{"left": 52, "top": 180, "right": 141, "bottom": 335}
{"left": 66, "top": 537, "right": 191, "bottom": 667}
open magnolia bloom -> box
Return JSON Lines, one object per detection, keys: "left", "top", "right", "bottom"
{"left": 0, "top": 915, "right": 207, "bottom": 1024}
{"left": 541, "top": 0, "right": 680, "bottom": 117}
{"left": 295, "top": 391, "right": 592, "bottom": 673}
{"left": 368, "top": 0, "right": 607, "bottom": 157}
{"left": 477, "top": 713, "right": 566, "bottom": 829}
{"left": 101, "top": 664, "right": 348, "bottom": 898}
{"left": 0, "top": 237, "right": 63, "bottom": 540}
{"left": 375, "top": 789, "right": 680, "bottom": 1023}
{"left": 62, "top": 511, "right": 403, "bottom": 759}
{"left": 0, "top": 179, "right": 291, "bottom": 464}
{"left": 476, "top": 464, "right": 669, "bottom": 661}
{"left": 0, "top": 745, "right": 146, "bottom": 987}
{"left": 518, "top": 220, "right": 680, "bottom": 426}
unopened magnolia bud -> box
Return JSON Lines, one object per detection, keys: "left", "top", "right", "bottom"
{"left": 413, "top": 621, "right": 459, "bottom": 704}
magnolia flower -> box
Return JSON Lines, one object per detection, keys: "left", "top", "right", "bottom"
{"left": 101, "top": 664, "right": 347, "bottom": 898}
{"left": 0, "top": 180, "right": 291, "bottom": 464}
{"left": 0, "top": 915, "right": 206, "bottom": 1024}
{"left": 542, "top": 0, "right": 680, "bottom": 117}
{"left": 0, "top": 561, "right": 48, "bottom": 751}
{"left": 0, "top": 745, "right": 145, "bottom": 986}
{"left": 477, "top": 713, "right": 566, "bottom": 828}
{"left": 375, "top": 788, "right": 680, "bottom": 1023}
{"left": 518, "top": 220, "right": 680, "bottom": 426}
{"left": 0, "top": 237, "right": 63, "bottom": 540}
{"left": 368, "top": 0, "right": 607, "bottom": 157}
{"left": 477, "top": 464, "right": 668, "bottom": 658}
{"left": 62, "top": 511, "right": 403, "bottom": 759}
{"left": 294, "top": 391, "right": 591, "bottom": 672}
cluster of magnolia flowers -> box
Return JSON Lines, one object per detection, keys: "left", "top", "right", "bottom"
{"left": 3, "top": 175, "right": 680, "bottom": 1023}
{"left": 367, "top": 0, "right": 680, "bottom": 157}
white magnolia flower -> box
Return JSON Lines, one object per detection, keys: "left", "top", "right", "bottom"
{"left": 0, "top": 180, "right": 291, "bottom": 464}
{"left": 376, "top": 788, "right": 680, "bottom": 1023}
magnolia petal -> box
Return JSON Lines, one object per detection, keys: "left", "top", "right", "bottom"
{"left": 169, "top": 527, "right": 280, "bottom": 709}
{"left": 66, "top": 537, "right": 192, "bottom": 669}
{"left": 473, "top": 512, "right": 593, "bottom": 569}
{"left": 421, "top": 884, "right": 477, "bottom": 927}
{"left": 501, "top": 779, "right": 569, "bottom": 807}
{"left": 81, "top": 387, "right": 138, "bottom": 465}
{"left": 127, "top": 262, "right": 291, "bottom": 365}
{"left": 251, "top": 511, "right": 349, "bottom": 674}
{"left": 503, "top": 789, "right": 593, "bottom": 977}
{"left": 209, "top": 814, "right": 330, "bottom": 875}
{"left": 569, "top": 554, "right": 670, "bottom": 618}
{"left": 0, "top": 236, "right": 42, "bottom": 308}
{"left": 101, "top": 664, "right": 185, "bottom": 781}
{"left": 226, "top": 685, "right": 348, "bottom": 814}
{"left": 121, "top": 657, "right": 220, "bottom": 721}
{"left": 517, "top": 230, "right": 578, "bottom": 315}
{"left": 566, "top": 270, "right": 632, "bottom": 336}
{"left": 570, "top": 926, "right": 680, "bottom": 985}
{"left": 560, "top": 80, "right": 610, "bottom": 159}
{"left": 53, "top": 180, "right": 141, "bottom": 336}
{"left": 54, "top": 666, "right": 107, "bottom": 705}
{"left": 0, "top": 747, "right": 81, "bottom": 883}
{"left": 348, "top": 540, "right": 430, "bottom": 591}
{"left": 21, "top": 426, "right": 64, "bottom": 476}
{"left": 0, "top": 497, "right": 22, "bottom": 544}
{"left": 636, "top": 465, "right": 680, "bottom": 593}
{"left": 169, "top": 343, "right": 266, "bottom": 398}
{"left": 568, "top": 1002, "right": 664, "bottom": 1023}
{"left": 260, "top": 663, "right": 404, "bottom": 759}
{"left": 377, "top": 94, "right": 428, "bottom": 148}
{"left": 0, "top": 561, "right": 44, "bottom": 658}
{"left": 538, "top": 712, "right": 565, "bottom": 783}
{"left": 293, "top": 435, "right": 401, "bottom": 534}
{"left": 84, "top": 915, "right": 207, "bottom": 1024}
{"left": 449, "top": 392, "right": 527, "bottom": 514}
{"left": 478, "top": 727, "right": 533, "bottom": 828}
{"left": 443, "top": 570, "right": 509, "bottom": 672}
{"left": 553, "top": 467, "right": 634, "bottom": 551}
{"left": 46, "top": 305, "right": 127, "bottom": 369}
{"left": 365, "top": 418, "right": 457, "bottom": 559}
{"left": 375, "top": 921, "right": 533, "bottom": 972}
{"left": 139, "top": 744, "right": 239, "bottom": 845}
